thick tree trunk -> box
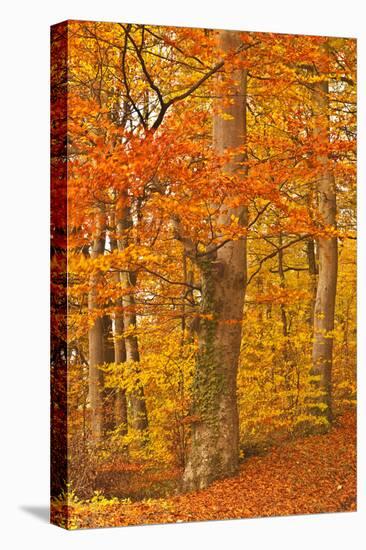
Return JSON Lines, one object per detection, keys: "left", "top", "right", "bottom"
{"left": 88, "top": 208, "right": 106, "bottom": 446}
{"left": 310, "top": 79, "right": 338, "bottom": 426}
{"left": 182, "top": 30, "right": 247, "bottom": 491}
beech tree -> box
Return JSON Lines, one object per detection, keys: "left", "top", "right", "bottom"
{"left": 88, "top": 207, "right": 106, "bottom": 445}
{"left": 182, "top": 29, "right": 248, "bottom": 491}
{"left": 310, "top": 76, "right": 338, "bottom": 426}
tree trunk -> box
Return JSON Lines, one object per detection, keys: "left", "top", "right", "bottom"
{"left": 182, "top": 30, "right": 247, "bottom": 491}
{"left": 113, "top": 310, "right": 128, "bottom": 435}
{"left": 310, "top": 78, "right": 338, "bottom": 426}
{"left": 122, "top": 273, "right": 149, "bottom": 432}
{"left": 306, "top": 237, "right": 318, "bottom": 326}
{"left": 278, "top": 234, "right": 289, "bottom": 338}
{"left": 102, "top": 315, "right": 118, "bottom": 432}
{"left": 116, "top": 197, "right": 149, "bottom": 434}
{"left": 88, "top": 207, "right": 106, "bottom": 446}
{"left": 109, "top": 218, "right": 129, "bottom": 433}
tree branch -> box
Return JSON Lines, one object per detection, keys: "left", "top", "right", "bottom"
{"left": 247, "top": 235, "right": 308, "bottom": 285}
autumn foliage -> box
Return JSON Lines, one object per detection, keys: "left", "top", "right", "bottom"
{"left": 50, "top": 20, "right": 356, "bottom": 529}
{"left": 51, "top": 410, "right": 356, "bottom": 529}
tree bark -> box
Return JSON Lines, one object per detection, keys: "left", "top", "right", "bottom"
{"left": 113, "top": 310, "right": 128, "bottom": 435}
{"left": 88, "top": 207, "right": 106, "bottom": 446}
{"left": 102, "top": 315, "right": 118, "bottom": 432}
{"left": 109, "top": 218, "right": 129, "bottom": 433}
{"left": 310, "top": 78, "right": 338, "bottom": 426}
{"left": 182, "top": 30, "right": 247, "bottom": 491}
{"left": 122, "top": 272, "right": 149, "bottom": 432}
{"left": 306, "top": 237, "right": 318, "bottom": 327}
{"left": 116, "top": 196, "right": 149, "bottom": 433}
{"left": 278, "top": 234, "right": 289, "bottom": 338}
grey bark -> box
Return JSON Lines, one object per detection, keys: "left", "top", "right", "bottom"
{"left": 116, "top": 197, "right": 149, "bottom": 433}
{"left": 182, "top": 30, "right": 248, "bottom": 491}
{"left": 109, "top": 220, "right": 129, "bottom": 433}
{"left": 88, "top": 207, "right": 106, "bottom": 445}
{"left": 113, "top": 310, "right": 128, "bottom": 435}
{"left": 278, "top": 234, "right": 289, "bottom": 338}
{"left": 102, "top": 315, "right": 120, "bottom": 432}
{"left": 306, "top": 237, "right": 318, "bottom": 326}
{"left": 310, "top": 79, "right": 338, "bottom": 425}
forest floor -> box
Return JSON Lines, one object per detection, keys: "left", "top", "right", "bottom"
{"left": 53, "top": 409, "right": 356, "bottom": 529}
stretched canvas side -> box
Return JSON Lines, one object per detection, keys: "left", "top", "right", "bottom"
{"left": 50, "top": 21, "right": 70, "bottom": 529}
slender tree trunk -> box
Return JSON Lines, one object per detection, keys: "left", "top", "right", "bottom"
{"left": 102, "top": 315, "right": 117, "bottom": 432}
{"left": 113, "top": 310, "right": 128, "bottom": 435}
{"left": 306, "top": 237, "right": 318, "bottom": 326}
{"left": 277, "top": 235, "right": 299, "bottom": 415}
{"left": 278, "top": 234, "right": 289, "bottom": 338}
{"left": 109, "top": 218, "right": 129, "bottom": 433}
{"left": 116, "top": 196, "right": 149, "bottom": 433}
{"left": 122, "top": 274, "right": 149, "bottom": 432}
{"left": 182, "top": 30, "right": 247, "bottom": 491}
{"left": 88, "top": 207, "right": 106, "bottom": 446}
{"left": 310, "top": 78, "right": 338, "bottom": 426}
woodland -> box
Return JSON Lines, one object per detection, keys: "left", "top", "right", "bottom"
{"left": 50, "top": 21, "right": 356, "bottom": 529}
